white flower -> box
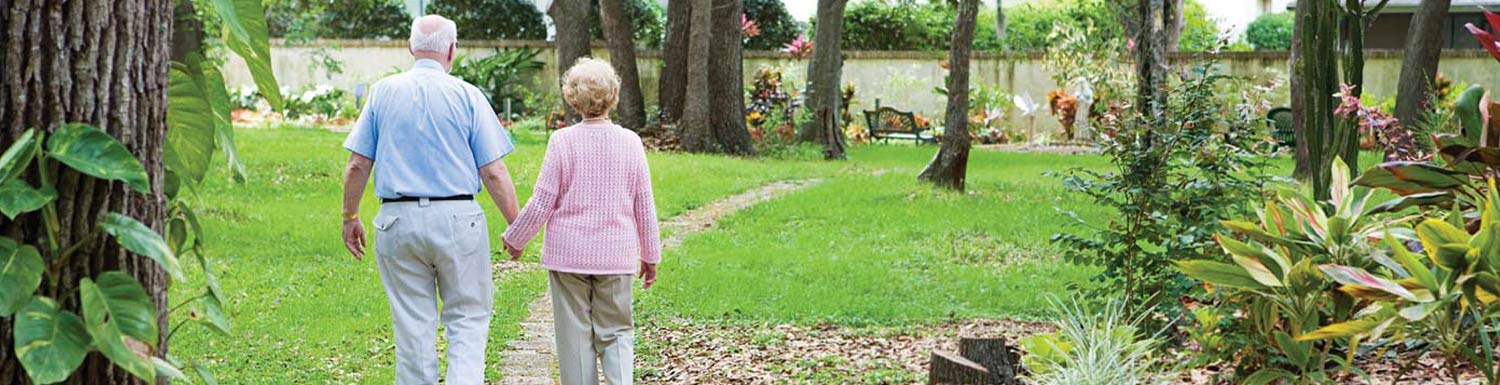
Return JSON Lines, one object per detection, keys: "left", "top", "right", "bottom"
{"left": 1013, "top": 93, "right": 1041, "bottom": 116}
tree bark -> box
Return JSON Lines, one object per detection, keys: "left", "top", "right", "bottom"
{"left": 550, "top": 0, "right": 593, "bottom": 124}
{"left": 1, "top": 1, "right": 173, "bottom": 384}
{"left": 957, "top": 337, "right": 1022, "bottom": 385}
{"left": 1132, "top": 0, "right": 1169, "bottom": 124}
{"left": 918, "top": 0, "right": 978, "bottom": 190}
{"left": 707, "top": 0, "right": 757, "bottom": 155}
{"left": 678, "top": 0, "right": 714, "bottom": 151}
{"left": 798, "top": 0, "right": 849, "bottom": 159}
{"left": 1394, "top": 0, "right": 1451, "bottom": 130}
{"left": 995, "top": 0, "right": 1005, "bottom": 46}
{"left": 929, "top": 350, "right": 989, "bottom": 385}
{"left": 1165, "top": 0, "right": 1183, "bottom": 52}
{"left": 1291, "top": 0, "right": 1345, "bottom": 198}
{"left": 657, "top": 0, "right": 690, "bottom": 124}
{"left": 598, "top": 0, "right": 647, "bottom": 131}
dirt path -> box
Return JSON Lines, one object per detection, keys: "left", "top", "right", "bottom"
{"left": 493, "top": 179, "right": 822, "bottom": 385}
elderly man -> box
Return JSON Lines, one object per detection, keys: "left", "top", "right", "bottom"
{"left": 340, "top": 15, "right": 521, "bottom": 385}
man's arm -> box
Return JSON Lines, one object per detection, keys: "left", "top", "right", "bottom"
{"left": 342, "top": 153, "right": 375, "bottom": 260}
{"left": 480, "top": 159, "right": 521, "bottom": 224}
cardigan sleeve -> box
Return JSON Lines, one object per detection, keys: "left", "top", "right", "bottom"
{"left": 501, "top": 137, "right": 567, "bottom": 250}
{"left": 632, "top": 151, "right": 662, "bottom": 264}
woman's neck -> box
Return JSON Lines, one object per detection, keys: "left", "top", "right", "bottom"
{"left": 580, "top": 116, "right": 610, "bottom": 124}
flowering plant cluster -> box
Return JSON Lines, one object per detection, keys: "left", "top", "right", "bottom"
{"left": 1334, "top": 84, "right": 1429, "bottom": 162}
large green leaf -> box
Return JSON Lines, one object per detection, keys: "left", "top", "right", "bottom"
{"left": 0, "top": 179, "right": 56, "bottom": 219}
{"left": 99, "top": 213, "right": 184, "bottom": 282}
{"left": 1386, "top": 232, "right": 1438, "bottom": 291}
{"left": 1353, "top": 162, "right": 1469, "bottom": 195}
{"left": 45, "top": 123, "right": 149, "bottom": 193}
{"left": 1320, "top": 264, "right": 1429, "bottom": 302}
{"left": 1419, "top": 219, "right": 1472, "bottom": 263}
{"left": 0, "top": 128, "right": 38, "bottom": 184}
{"left": 166, "top": 62, "right": 217, "bottom": 185}
{"left": 14, "top": 296, "right": 91, "bottom": 384}
{"left": 151, "top": 356, "right": 187, "bottom": 382}
{"left": 209, "top": 0, "right": 282, "bottom": 108}
{"left": 1217, "top": 234, "right": 1289, "bottom": 281}
{"left": 1173, "top": 260, "right": 1269, "bottom": 290}
{"left": 203, "top": 63, "right": 246, "bottom": 183}
{"left": 80, "top": 272, "right": 157, "bottom": 382}
{"left": 0, "top": 237, "right": 44, "bottom": 316}
{"left": 197, "top": 294, "right": 231, "bottom": 335}
{"left": 1367, "top": 192, "right": 1454, "bottom": 215}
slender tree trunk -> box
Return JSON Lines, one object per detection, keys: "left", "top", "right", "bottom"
{"left": 1, "top": 1, "right": 173, "bottom": 384}
{"left": 918, "top": 0, "right": 979, "bottom": 190}
{"left": 1165, "top": 0, "right": 1183, "bottom": 52}
{"left": 550, "top": 0, "right": 592, "bottom": 124}
{"left": 996, "top": 0, "right": 1006, "bottom": 45}
{"left": 679, "top": 0, "right": 714, "bottom": 151}
{"left": 707, "top": 0, "right": 757, "bottom": 155}
{"left": 598, "top": 0, "right": 647, "bottom": 131}
{"left": 1291, "top": 0, "right": 1344, "bottom": 198}
{"left": 657, "top": 0, "right": 690, "bottom": 124}
{"left": 1132, "top": 0, "right": 1169, "bottom": 124}
{"left": 798, "top": 0, "right": 849, "bottom": 159}
{"left": 1394, "top": 0, "right": 1451, "bottom": 130}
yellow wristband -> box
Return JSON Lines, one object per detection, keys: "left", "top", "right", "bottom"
{"left": 342, "top": 212, "right": 359, "bottom": 221}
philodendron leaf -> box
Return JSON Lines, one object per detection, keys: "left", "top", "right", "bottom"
{"left": 80, "top": 272, "right": 157, "bottom": 382}
{"left": 0, "top": 179, "right": 57, "bottom": 219}
{"left": 45, "top": 123, "right": 149, "bottom": 193}
{"left": 209, "top": 0, "right": 282, "bottom": 108}
{"left": 166, "top": 62, "right": 218, "bottom": 185}
{"left": 0, "top": 236, "right": 45, "bottom": 316}
{"left": 1173, "top": 260, "right": 1269, "bottom": 290}
{"left": 0, "top": 128, "right": 38, "bottom": 184}
{"left": 203, "top": 63, "right": 246, "bottom": 183}
{"left": 100, "top": 213, "right": 185, "bottom": 282}
{"left": 14, "top": 296, "right": 91, "bottom": 384}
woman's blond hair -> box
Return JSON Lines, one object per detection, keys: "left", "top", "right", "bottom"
{"left": 561, "top": 58, "right": 620, "bottom": 118}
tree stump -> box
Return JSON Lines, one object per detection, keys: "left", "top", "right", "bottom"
{"left": 959, "top": 337, "right": 1024, "bottom": 385}
{"left": 929, "top": 350, "right": 989, "bottom": 385}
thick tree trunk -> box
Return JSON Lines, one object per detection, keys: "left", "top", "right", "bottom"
{"left": 678, "top": 0, "right": 714, "bottom": 151}
{"left": 550, "top": 0, "right": 592, "bottom": 124}
{"left": 919, "top": 0, "right": 978, "bottom": 190}
{"left": 598, "top": 0, "right": 647, "bottom": 131}
{"left": 0, "top": 1, "right": 173, "bottom": 384}
{"left": 1394, "top": 0, "right": 1451, "bottom": 130}
{"left": 707, "top": 0, "right": 757, "bottom": 155}
{"left": 797, "top": 0, "right": 849, "bottom": 159}
{"left": 657, "top": 0, "right": 690, "bottom": 124}
{"left": 1291, "top": 0, "right": 1344, "bottom": 198}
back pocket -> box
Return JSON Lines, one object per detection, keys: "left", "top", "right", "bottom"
{"left": 450, "top": 212, "right": 489, "bottom": 257}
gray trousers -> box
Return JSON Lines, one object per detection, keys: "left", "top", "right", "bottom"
{"left": 373, "top": 200, "right": 493, "bottom": 385}
{"left": 549, "top": 271, "right": 635, "bottom": 385}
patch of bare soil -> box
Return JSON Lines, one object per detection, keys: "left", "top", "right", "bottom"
{"left": 637, "top": 319, "right": 1051, "bottom": 384}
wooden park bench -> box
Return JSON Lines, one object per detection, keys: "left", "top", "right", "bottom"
{"left": 863, "top": 105, "right": 937, "bottom": 144}
{"left": 1267, "top": 107, "right": 1294, "bottom": 147}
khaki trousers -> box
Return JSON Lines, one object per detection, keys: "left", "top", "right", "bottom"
{"left": 373, "top": 200, "right": 493, "bottom": 385}
{"left": 549, "top": 271, "right": 635, "bottom": 385}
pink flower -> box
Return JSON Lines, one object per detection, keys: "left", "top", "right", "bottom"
{"left": 1466, "top": 7, "right": 1500, "bottom": 63}
{"left": 741, "top": 14, "right": 761, "bottom": 38}
{"left": 783, "top": 35, "right": 813, "bottom": 59}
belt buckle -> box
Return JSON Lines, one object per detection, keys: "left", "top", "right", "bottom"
{"left": 419, "top": 197, "right": 431, "bottom": 207}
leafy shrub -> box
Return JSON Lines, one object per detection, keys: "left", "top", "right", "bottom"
{"left": 838, "top": 0, "right": 956, "bottom": 51}
{"left": 450, "top": 48, "right": 547, "bottom": 117}
{"left": 744, "top": 0, "right": 802, "bottom": 50}
{"left": 427, "top": 0, "right": 548, "bottom": 40}
{"left": 1052, "top": 58, "right": 1277, "bottom": 320}
{"left": 266, "top": 0, "right": 413, "bottom": 40}
{"left": 588, "top": 0, "right": 667, "bottom": 49}
{"left": 992, "top": 0, "right": 1123, "bottom": 51}
{"left": 1178, "top": 0, "right": 1222, "bottom": 52}
{"left": 282, "top": 85, "right": 354, "bottom": 120}
{"left": 1245, "top": 12, "right": 1293, "bottom": 51}
{"left": 1020, "top": 298, "right": 1169, "bottom": 385}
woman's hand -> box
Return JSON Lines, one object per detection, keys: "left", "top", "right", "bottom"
{"left": 638, "top": 261, "right": 657, "bottom": 289}
{"left": 503, "top": 242, "right": 524, "bottom": 261}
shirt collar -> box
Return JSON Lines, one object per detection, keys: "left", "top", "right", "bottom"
{"left": 411, "top": 59, "right": 445, "bottom": 72}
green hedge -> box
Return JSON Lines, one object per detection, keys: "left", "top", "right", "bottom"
{"left": 836, "top": 0, "right": 1219, "bottom": 52}
{"left": 427, "top": 0, "right": 548, "bottom": 40}
{"left": 266, "top": 0, "right": 413, "bottom": 40}
{"left": 1245, "top": 12, "right": 1293, "bottom": 51}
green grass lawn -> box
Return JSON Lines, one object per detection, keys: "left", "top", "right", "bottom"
{"left": 172, "top": 124, "right": 1320, "bottom": 382}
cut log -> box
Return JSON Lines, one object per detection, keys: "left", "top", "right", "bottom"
{"left": 929, "top": 350, "right": 990, "bottom": 385}
{"left": 958, "top": 337, "right": 1023, "bottom": 385}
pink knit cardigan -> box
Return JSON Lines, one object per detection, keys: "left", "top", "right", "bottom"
{"left": 501, "top": 122, "right": 662, "bottom": 275}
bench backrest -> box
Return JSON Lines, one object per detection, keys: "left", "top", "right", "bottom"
{"left": 1267, "top": 107, "right": 1294, "bottom": 145}
{"left": 863, "top": 107, "right": 919, "bottom": 133}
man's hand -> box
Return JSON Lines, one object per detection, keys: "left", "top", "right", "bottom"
{"left": 343, "top": 219, "right": 367, "bottom": 260}
{"left": 638, "top": 261, "right": 657, "bottom": 289}
{"left": 503, "top": 242, "right": 524, "bottom": 261}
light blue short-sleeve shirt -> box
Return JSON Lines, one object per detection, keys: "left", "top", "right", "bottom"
{"left": 343, "top": 59, "right": 514, "bottom": 199}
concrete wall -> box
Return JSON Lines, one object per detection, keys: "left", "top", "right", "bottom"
{"left": 222, "top": 39, "right": 1500, "bottom": 133}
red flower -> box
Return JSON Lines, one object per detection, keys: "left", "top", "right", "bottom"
{"left": 741, "top": 14, "right": 761, "bottom": 38}
{"left": 1465, "top": 7, "right": 1500, "bottom": 63}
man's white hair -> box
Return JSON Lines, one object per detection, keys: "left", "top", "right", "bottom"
{"left": 409, "top": 15, "right": 457, "bottom": 54}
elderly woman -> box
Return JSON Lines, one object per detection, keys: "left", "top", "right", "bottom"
{"left": 501, "top": 58, "right": 661, "bottom": 385}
